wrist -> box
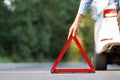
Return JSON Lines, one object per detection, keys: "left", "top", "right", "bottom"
{"left": 74, "top": 14, "right": 83, "bottom": 22}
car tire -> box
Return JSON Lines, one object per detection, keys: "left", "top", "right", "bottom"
{"left": 93, "top": 52, "right": 107, "bottom": 70}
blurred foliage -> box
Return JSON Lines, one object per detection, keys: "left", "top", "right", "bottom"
{"left": 0, "top": 0, "right": 94, "bottom": 62}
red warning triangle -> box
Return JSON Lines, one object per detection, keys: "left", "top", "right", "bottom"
{"left": 51, "top": 36, "right": 95, "bottom": 73}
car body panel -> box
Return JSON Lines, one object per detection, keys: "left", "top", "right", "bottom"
{"left": 91, "top": 1, "right": 120, "bottom": 54}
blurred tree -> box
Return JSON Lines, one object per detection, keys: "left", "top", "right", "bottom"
{"left": 0, "top": 0, "right": 14, "bottom": 58}
{"left": 0, "top": 0, "right": 94, "bottom": 62}
{"left": 11, "top": 0, "right": 81, "bottom": 61}
{"left": 10, "top": 0, "right": 52, "bottom": 61}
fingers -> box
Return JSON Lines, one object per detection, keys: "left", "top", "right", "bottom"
{"left": 72, "top": 29, "right": 77, "bottom": 37}
{"left": 67, "top": 27, "right": 78, "bottom": 40}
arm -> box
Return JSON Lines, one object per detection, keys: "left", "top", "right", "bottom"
{"left": 68, "top": 0, "right": 93, "bottom": 39}
{"left": 67, "top": 14, "right": 83, "bottom": 39}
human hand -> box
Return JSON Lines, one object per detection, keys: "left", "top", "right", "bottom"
{"left": 67, "top": 21, "right": 79, "bottom": 39}
{"left": 67, "top": 14, "right": 83, "bottom": 39}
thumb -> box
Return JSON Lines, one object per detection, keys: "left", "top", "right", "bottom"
{"left": 67, "top": 29, "right": 72, "bottom": 39}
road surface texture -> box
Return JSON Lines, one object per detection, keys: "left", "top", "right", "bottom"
{"left": 0, "top": 63, "right": 119, "bottom": 80}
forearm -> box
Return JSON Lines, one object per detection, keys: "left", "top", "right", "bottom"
{"left": 74, "top": 14, "right": 84, "bottom": 24}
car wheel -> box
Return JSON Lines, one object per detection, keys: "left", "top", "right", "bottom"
{"left": 93, "top": 52, "right": 107, "bottom": 70}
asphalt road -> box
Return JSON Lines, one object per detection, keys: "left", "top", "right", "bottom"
{"left": 0, "top": 63, "right": 119, "bottom": 80}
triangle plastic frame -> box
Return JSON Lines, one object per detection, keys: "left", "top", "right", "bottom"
{"left": 51, "top": 36, "right": 95, "bottom": 73}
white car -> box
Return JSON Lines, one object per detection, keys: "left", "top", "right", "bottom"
{"left": 91, "top": 0, "right": 120, "bottom": 70}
